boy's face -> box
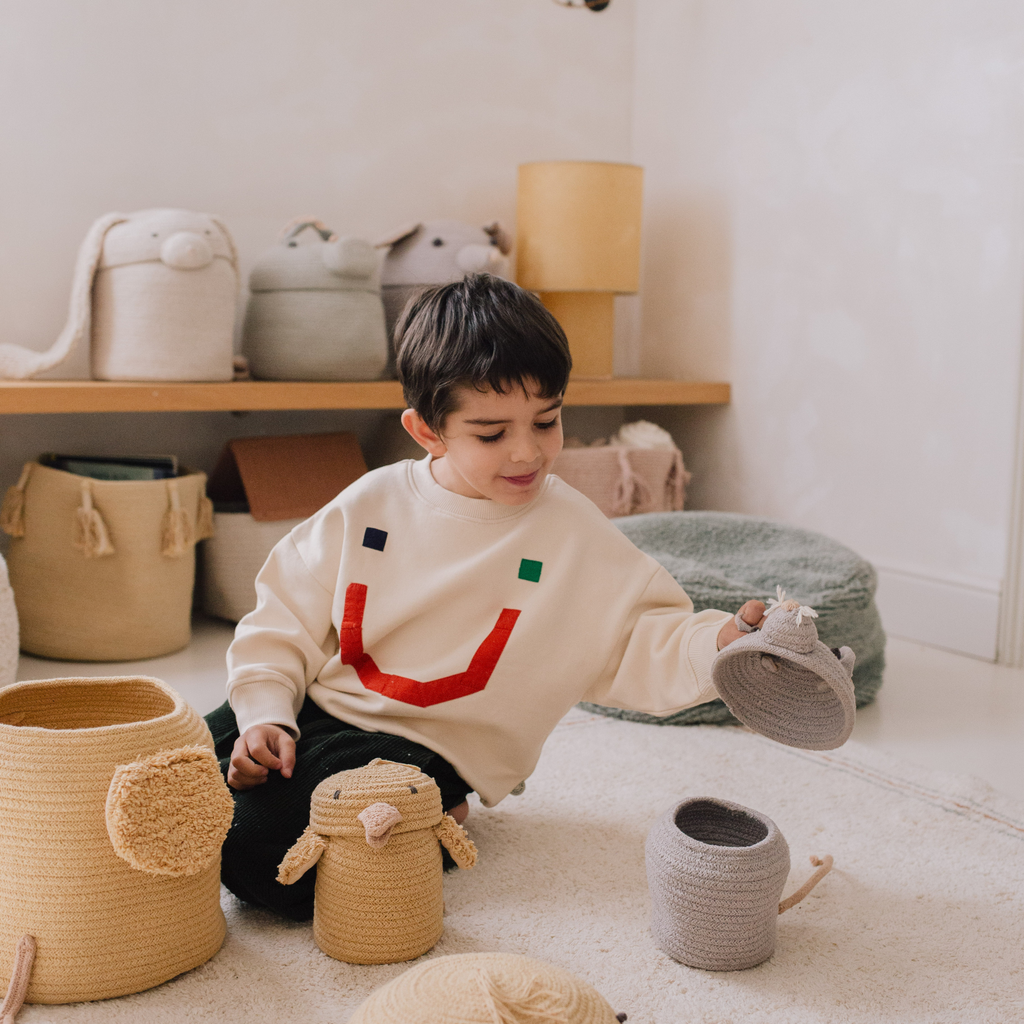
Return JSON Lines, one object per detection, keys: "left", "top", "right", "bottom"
{"left": 401, "top": 381, "right": 564, "bottom": 505}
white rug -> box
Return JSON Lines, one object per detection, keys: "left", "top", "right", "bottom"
{"left": 17, "top": 712, "right": 1024, "bottom": 1024}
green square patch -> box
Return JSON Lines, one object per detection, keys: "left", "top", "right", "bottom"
{"left": 518, "top": 558, "right": 543, "bottom": 583}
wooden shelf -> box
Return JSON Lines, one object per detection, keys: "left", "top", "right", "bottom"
{"left": 0, "top": 379, "right": 730, "bottom": 415}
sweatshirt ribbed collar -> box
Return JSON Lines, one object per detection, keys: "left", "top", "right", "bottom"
{"left": 409, "top": 455, "right": 547, "bottom": 522}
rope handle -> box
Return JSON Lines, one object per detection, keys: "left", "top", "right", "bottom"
{"left": 279, "top": 217, "right": 335, "bottom": 243}
{"left": 0, "top": 935, "right": 36, "bottom": 1024}
{"left": 161, "top": 478, "right": 194, "bottom": 557}
{"left": 74, "top": 479, "right": 114, "bottom": 557}
{"left": 778, "top": 854, "right": 834, "bottom": 914}
{"left": 0, "top": 464, "right": 33, "bottom": 537}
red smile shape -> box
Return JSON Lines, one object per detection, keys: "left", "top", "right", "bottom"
{"left": 340, "top": 583, "right": 521, "bottom": 707}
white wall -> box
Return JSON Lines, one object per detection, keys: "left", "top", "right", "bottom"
{"left": 631, "top": 0, "right": 1024, "bottom": 658}
{"left": 0, "top": 0, "right": 637, "bottom": 495}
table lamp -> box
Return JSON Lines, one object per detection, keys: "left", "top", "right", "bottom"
{"left": 515, "top": 160, "right": 643, "bottom": 378}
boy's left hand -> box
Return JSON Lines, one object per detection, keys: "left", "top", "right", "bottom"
{"left": 716, "top": 600, "right": 767, "bottom": 651}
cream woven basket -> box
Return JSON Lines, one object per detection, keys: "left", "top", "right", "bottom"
{"left": 1, "top": 462, "right": 213, "bottom": 661}
{"left": 0, "top": 675, "right": 234, "bottom": 1005}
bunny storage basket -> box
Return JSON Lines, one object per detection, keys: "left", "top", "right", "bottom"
{"left": 0, "top": 675, "right": 234, "bottom": 1004}
{"left": 1, "top": 463, "right": 214, "bottom": 661}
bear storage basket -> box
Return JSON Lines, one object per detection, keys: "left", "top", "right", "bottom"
{"left": 1, "top": 462, "right": 213, "bottom": 660}
{"left": 0, "top": 675, "right": 234, "bottom": 1004}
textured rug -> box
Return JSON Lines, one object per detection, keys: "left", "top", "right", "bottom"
{"left": 16, "top": 712, "right": 1024, "bottom": 1024}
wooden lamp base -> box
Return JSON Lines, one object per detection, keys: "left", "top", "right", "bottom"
{"left": 538, "top": 292, "right": 615, "bottom": 379}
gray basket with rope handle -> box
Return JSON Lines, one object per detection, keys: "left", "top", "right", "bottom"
{"left": 0, "top": 461, "right": 214, "bottom": 661}
{"left": 646, "top": 796, "right": 834, "bottom": 971}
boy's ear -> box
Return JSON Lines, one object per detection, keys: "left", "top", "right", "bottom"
{"left": 400, "top": 408, "right": 447, "bottom": 457}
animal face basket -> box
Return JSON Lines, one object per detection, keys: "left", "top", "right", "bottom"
{"left": 0, "top": 676, "right": 234, "bottom": 1005}
{"left": 277, "top": 759, "right": 477, "bottom": 965}
{"left": 1, "top": 462, "right": 214, "bottom": 661}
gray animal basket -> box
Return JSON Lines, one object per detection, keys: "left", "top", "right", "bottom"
{"left": 646, "top": 796, "right": 833, "bottom": 971}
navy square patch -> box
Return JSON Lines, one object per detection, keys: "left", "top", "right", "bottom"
{"left": 362, "top": 527, "right": 388, "bottom": 551}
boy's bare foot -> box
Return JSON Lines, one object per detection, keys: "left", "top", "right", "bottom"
{"left": 448, "top": 800, "right": 469, "bottom": 825}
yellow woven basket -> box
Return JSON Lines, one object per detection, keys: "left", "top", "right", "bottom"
{"left": 0, "top": 676, "right": 234, "bottom": 1004}
{"left": 0, "top": 462, "right": 214, "bottom": 661}
{"left": 277, "top": 759, "right": 477, "bottom": 965}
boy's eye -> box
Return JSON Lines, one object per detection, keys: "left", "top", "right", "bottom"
{"left": 477, "top": 432, "right": 504, "bottom": 443}
{"left": 535, "top": 418, "right": 558, "bottom": 430}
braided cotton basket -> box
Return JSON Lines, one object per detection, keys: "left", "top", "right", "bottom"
{"left": 277, "top": 759, "right": 477, "bottom": 965}
{"left": 0, "top": 676, "right": 234, "bottom": 1004}
{"left": 1, "top": 462, "right": 213, "bottom": 661}
{"left": 348, "top": 952, "right": 624, "bottom": 1024}
{"left": 646, "top": 797, "right": 791, "bottom": 971}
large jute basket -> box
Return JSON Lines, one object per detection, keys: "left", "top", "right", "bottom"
{"left": 0, "top": 676, "right": 235, "bottom": 1004}
{"left": 0, "top": 552, "right": 17, "bottom": 687}
{"left": 0, "top": 462, "right": 214, "bottom": 660}
{"left": 277, "top": 759, "right": 477, "bottom": 965}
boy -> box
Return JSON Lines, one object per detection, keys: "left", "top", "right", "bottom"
{"left": 206, "top": 274, "right": 764, "bottom": 920}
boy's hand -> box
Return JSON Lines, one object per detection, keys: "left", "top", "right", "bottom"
{"left": 228, "top": 724, "right": 297, "bottom": 790}
{"left": 716, "top": 600, "right": 767, "bottom": 651}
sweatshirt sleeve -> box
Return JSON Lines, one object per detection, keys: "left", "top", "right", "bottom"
{"left": 581, "top": 565, "right": 732, "bottom": 716}
{"left": 226, "top": 532, "right": 338, "bottom": 738}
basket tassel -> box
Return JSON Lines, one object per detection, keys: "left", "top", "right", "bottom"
{"left": 0, "top": 934, "right": 36, "bottom": 1024}
{"left": 161, "top": 478, "right": 193, "bottom": 558}
{"left": 610, "top": 448, "right": 652, "bottom": 517}
{"left": 195, "top": 493, "right": 215, "bottom": 541}
{"left": 0, "top": 464, "right": 33, "bottom": 538}
{"left": 74, "top": 480, "right": 114, "bottom": 557}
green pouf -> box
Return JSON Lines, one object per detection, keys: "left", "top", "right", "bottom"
{"left": 579, "top": 511, "right": 885, "bottom": 726}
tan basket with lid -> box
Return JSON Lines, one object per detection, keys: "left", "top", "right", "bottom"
{"left": 0, "top": 462, "right": 213, "bottom": 661}
{"left": 277, "top": 758, "right": 477, "bottom": 965}
{"left": 0, "top": 675, "right": 234, "bottom": 1005}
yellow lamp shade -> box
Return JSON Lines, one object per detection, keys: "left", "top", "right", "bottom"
{"left": 515, "top": 161, "right": 643, "bottom": 293}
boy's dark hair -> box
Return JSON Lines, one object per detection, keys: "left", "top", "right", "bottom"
{"left": 395, "top": 274, "right": 572, "bottom": 432}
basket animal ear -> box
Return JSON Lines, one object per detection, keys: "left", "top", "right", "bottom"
{"left": 105, "top": 745, "right": 234, "bottom": 877}
{"left": 373, "top": 222, "right": 422, "bottom": 249}
{"left": 0, "top": 211, "right": 126, "bottom": 379}
{"left": 277, "top": 825, "right": 328, "bottom": 885}
{"left": 207, "top": 214, "right": 239, "bottom": 272}
{"left": 433, "top": 814, "right": 478, "bottom": 869}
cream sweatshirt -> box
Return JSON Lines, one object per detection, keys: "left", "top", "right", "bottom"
{"left": 227, "top": 455, "right": 730, "bottom": 807}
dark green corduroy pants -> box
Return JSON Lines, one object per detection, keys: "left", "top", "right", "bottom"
{"left": 205, "top": 697, "right": 473, "bottom": 921}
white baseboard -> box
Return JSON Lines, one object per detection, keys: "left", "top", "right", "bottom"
{"left": 873, "top": 564, "right": 1001, "bottom": 661}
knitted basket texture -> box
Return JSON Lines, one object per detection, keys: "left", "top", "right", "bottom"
{"left": 713, "top": 602, "right": 856, "bottom": 750}
{"left": 1, "top": 462, "right": 213, "bottom": 661}
{"left": 646, "top": 797, "right": 791, "bottom": 971}
{"left": 0, "top": 676, "right": 233, "bottom": 1004}
{"left": 243, "top": 221, "right": 388, "bottom": 382}
{"left": 277, "top": 759, "right": 477, "bottom": 965}
{"left": 348, "top": 952, "right": 623, "bottom": 1024}
{"left": 579, "top": 510, "right": 885, "bottom": 725}
{"left": 201, "top": 512, "right": 301, "bottom": 622}
{"left": 551, "top": 444, "right": 687, "bottom": 518}
{"left": 0, "top": 552, "right": 17, "bottom": 688}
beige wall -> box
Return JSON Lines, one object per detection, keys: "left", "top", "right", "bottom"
{"left": 3, "top": 0, "right": 1021, "bottom": 657}
{"left": 0, "top": 0, "right": 637, "bottom": 494}
{"left": 631, "top": 0, "right": 1024, "bottom": 656}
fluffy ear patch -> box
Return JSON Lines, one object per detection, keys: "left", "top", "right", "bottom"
{"left": 277, "top": 826, "right": 328, "bottom": 885}
{"left": 433, "top": 814, "right": 478, "bottom": 869}
{"left": 105, "top": 745, "right": 234, "bottom": 877}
